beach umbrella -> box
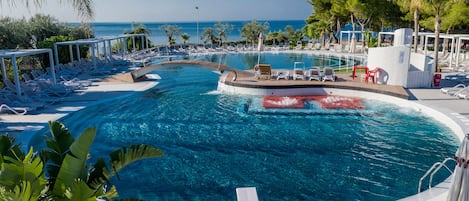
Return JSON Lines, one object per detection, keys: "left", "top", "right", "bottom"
{"left": 447, "top": 134, "right": 469, "bottom": 201}
{"left": 257, "top": 32, "right": 264, "bottom": 65}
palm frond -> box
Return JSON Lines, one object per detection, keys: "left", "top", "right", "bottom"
{"left": 52, "top": 127, "right": 96, "bottom": 196}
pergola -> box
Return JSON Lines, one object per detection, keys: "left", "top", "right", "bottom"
{"left": 53, "top": 34, "right": 148, "bottom": 69}
{"left": 54, "top": 38, "right": 103, "bottom": 70}
{"left": 377, "top": 31, "right": 433, "bottom": 49}
{"left": 455, "top": 36, "right": 469, "bottom": 68}
{"left": 0, "top": 49, "right": 56, "bottom": 97}
{"left": 377, "top": 32, "right": 394, "bottom": 47}
{"left": 423, "top": 33, "right": 469, "bottom": 69}
{"left": 339, "top": 31, "right": 362, "bottom": 45}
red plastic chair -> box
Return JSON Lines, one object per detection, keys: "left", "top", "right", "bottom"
{"left": 366, "top": 67, "right": 380, "bottom": 83}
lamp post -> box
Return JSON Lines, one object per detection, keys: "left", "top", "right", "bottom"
{"left": 195, "top": 6, "right": 199, "bottom": 45}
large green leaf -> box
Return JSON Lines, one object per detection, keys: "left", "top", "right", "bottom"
{"left": 52, "top": 127, "right": 96, "bottom": 196}
{"left": 64, "top": 179, "right": 97, "bottom": 201}
{"left": 0, "top": 148, "right": 46, "bottom": 200}
{"left": 42, "top": 121, "right": 76, "bottom": 188}
{"left": 0, "top": 135, "right": 25, "bottom": 162}
{"left": 47, "top": 121, "right": 75, "bottom": 154}
{"left": 88, "top": 145, "right": 163, "bottom": 189}
{"left": 109, "top": 145, "right": 163, "bottom": 173}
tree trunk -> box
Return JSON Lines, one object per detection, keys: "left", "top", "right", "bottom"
{"left": 337, "top": 19, "right": 341, "bottom": 44}
{"left": 413, "top": 8, "right": 419, "bottom": 53}
{"left": 351, "top": 14, "right": 356, "bottom": 53}
{"left": 433, "top": 13, "right": 441, "bottom": 72}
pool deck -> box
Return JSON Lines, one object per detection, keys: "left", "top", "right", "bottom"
{"left": 223, "top": 69, "right": 409, "bottom": 99}
{"left": 1, "top": 63, "right": 469, "bottom": 201}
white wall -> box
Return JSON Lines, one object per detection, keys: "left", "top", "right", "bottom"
{"left": 407, "top": 53, "right": 432, "bottom": 88}
{"left": 367, "top": 46, "right": 411, "bottom": 86}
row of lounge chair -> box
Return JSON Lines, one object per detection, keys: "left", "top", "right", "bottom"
{"left": 254, "top": 62, "right": 336, "bottom": 82}
{"left": 0, "top": 59, "right": 128, "bottom": 115}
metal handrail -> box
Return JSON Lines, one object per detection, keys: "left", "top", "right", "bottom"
{"left": 418, "top": 157, "right": 455, "bottom": 193}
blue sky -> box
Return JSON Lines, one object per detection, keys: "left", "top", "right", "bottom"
{"left": 1, "top": 0, "right": 313, "bottom": 22}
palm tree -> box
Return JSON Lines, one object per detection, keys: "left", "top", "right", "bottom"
{"left": 411, "top": 0, "right": 423, "bottom": 53}
{"left": 240, "top": 20, "right": 270, "bottom": 46}
{"left": 181, "top": 33, "right": 190, "bottom": 45}
{"left": 159, "top": 24, "right": 182, "bottom": 45}
{"left": 2, "top": 0, "right": 94, "bottom": 21}
{"left": 0, "top": 121, "right": 163, "bottom": 200}
{"left": 201, "top": 27, "right": 217, "bottom": 45}
{"left": 214, "top": 22, "right": 234, "bottom": 46}
{"left": 421, "top": 0, "right": 453, "bottom": 72}
{"left": 124, "top": 22, "right": 152, "bottom": 50}
{"left": 396, "top": 0, "right": 423, "bottom": 52}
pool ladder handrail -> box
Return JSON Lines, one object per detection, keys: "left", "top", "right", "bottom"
{"left": 417, "top": 157, "right": 455, "bottom": 193}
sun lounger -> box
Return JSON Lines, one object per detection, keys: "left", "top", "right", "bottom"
{"left": 306, "top": 67, "right": 321, "bottom": 81}
{"left": 322, "top": 67, "right": 336, "bottom": 82}
{"left": 440, "top": 83, "right": 466, "bottom": 95}
{"left": 456, "top": 87, "right": 469, "bottom": 100}
{"left": 276, "top": 70, "right": 290, "bottom": 80}
{"left": 0, "top": 104, "right": 28, "bottom": 115}
{"left": 254, "top": 64, "right": 272, "bottom": 80}
{"left": 293, "top": 62, "right": 305, "bottom": 80}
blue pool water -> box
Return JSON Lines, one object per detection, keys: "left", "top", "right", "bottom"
{"left": 189, "top": 52, "right": 362, "bottom": 70}
{"left": 33, "top": 56, "right": 457, "bottom": 200}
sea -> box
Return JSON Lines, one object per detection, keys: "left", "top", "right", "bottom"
{"left": 84, "top": 20, "right": 307, "bottom": 45}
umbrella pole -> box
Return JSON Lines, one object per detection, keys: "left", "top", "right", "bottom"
{"left": 257, "top": 52, "right": 260, "bottom": 66}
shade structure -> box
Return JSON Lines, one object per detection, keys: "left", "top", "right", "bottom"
{"left": 0, "top": 49, "right": 56, "bottom": 97}
{"left": 257, "top": 32, "right": 264, "bottom": 66}
{"left": 447, "top": 134, "right": 469, "bottom": 201}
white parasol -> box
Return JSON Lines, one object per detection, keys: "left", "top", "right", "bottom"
{"left": 447, "top": 134, "right": 469, "bottom": 201}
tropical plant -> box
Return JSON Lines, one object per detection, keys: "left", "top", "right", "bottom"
{"left": 364, "top": 30, "right": 378, "bottom": 47}
{"left": 266, "top": 30, "right": 284, "bottom": 46}
{"left": 181, "top": 33, "right": 190, "bottom": 45}
{"left": 37, "top": 35, "right": 84, "bottom": 68}
{"left": 0, "top": 17, "right": 31, "bottom": 49}
{"left": 420, "top": 0, "right": 456, "bottom": 72}
{"left": 214, "top": 22, "right": 234, "bottom": 46}
{"left": 124, "top": 22, "right": 152, "bottom": 51}
{"left": 284, "top": 25, "right": 304, "bottom": 48}
{"left": 306, "top": 21, "right": 331, "bottom": 46}
{"left": 396, "top": 0, "right": 424, "bottom": 52}
{"left": 201, "top": 27, "right": 217, "bottom": 45}
{"left": 240, "top": 20, "right": 270, "bottom": 46}
{"left": 159, "top": 24, "right": 182, "bottom": 45}
{"left": 0, "top": 121, "right": 163, "bottom": 200}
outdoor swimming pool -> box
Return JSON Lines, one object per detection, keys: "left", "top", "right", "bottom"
{"left": 188, "top": 52, "right": 362, "bottom": 70}
{"left": 32, "top": 53, "right": 458, "bottom": 200}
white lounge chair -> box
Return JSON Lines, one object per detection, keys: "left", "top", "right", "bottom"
{"left": 293, "top": 62, "right": 305, "bottom": 80}
{"left": 254, "top": 64, "right": 272, "bottom": 80}
{"left": 276, "top": 70, "right": 290, "bottom": 80}
{"left": 440, "top": 83, "right": 466, "bottom": 95}
{"left": 456, "top": 87, "right": 469, "bottom": 100}
{"left": 306, "top": 67, "right": 321, "bottom": 81}
{"left": 0, "top": 104, "right": 28, "bottom": 115}
{"left": 322, "top": 67, "right": 335, "bottom": 82}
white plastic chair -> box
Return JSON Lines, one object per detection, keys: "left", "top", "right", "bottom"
{"left": 307, "top": 67, "right": 321, "bottom": 81}
{"left": 293, "top": 62, "right": 305, "bottom": 80}
{"left": 322, "top": 67, "right": 335, "bottom": 82}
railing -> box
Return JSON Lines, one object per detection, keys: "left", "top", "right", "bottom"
{"left": 418, "top": 157, "right": 455, "bottom": 193}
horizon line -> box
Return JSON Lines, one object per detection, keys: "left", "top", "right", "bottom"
{"left": 65, "top": 19, "right": 307, "bottom": 24}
